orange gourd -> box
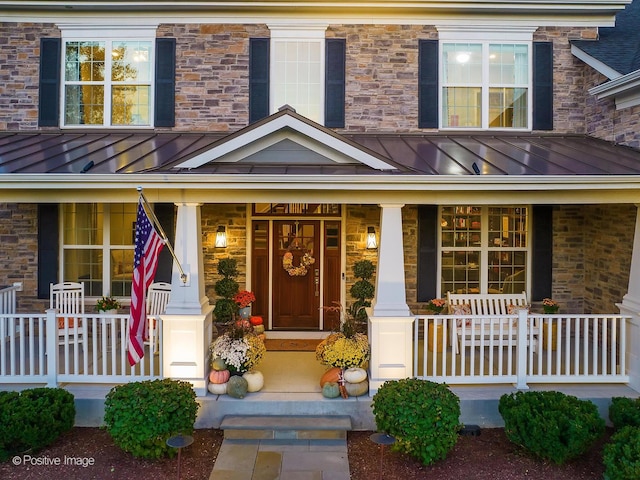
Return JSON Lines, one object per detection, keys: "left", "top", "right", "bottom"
{"left": 209, "top": 369, "right": 231, "bottom": 384}
{"left": 250, "top": 316, "right": 263, "bottom": 326}
{"left": 320, "top": 367, "right": 342, "bottom": 387}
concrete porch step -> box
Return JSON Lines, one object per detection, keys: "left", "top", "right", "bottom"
{"left": 220, "top": 414, "right": 352, "bottom": 441}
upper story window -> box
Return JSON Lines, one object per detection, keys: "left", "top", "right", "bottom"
{"left": 441, "top": 42, "right": 530, "bottom": 129}
{"left": 61, "top": 27, "right": 156, "bottom": 128}
{"left": 269, "top": 27, "right": 326, "bottom": 123}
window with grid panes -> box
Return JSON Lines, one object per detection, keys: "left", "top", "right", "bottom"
{"left": 440, "top": 206, "right": 529, "bottom": 295}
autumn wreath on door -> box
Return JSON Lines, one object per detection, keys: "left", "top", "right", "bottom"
{"left": 282, "top": 250, "right": 316, "bottom": 276}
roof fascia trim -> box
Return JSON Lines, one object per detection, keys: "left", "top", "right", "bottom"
{"left": 589, "top": 68, "right": 640, "bottom": 99}
{"left": 176, "top": 114, "right": 397, "bottom": 171}
{"left": 571, "top": 44, "right": 622, "bottom": 80}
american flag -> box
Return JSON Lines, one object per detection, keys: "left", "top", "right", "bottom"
{"left": 127, "top": 199, "right": 165, "bottom": 366}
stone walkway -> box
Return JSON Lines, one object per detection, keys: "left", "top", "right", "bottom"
{"left": 209, "top": 437, "right": 350, "bottom": 479}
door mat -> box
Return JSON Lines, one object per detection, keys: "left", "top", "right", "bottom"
{"left": 264, "top": 338, "right": 323, "bottom": 351}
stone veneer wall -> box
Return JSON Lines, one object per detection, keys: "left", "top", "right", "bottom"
{"left": 0, "top": 22, "right": 598, "bottom": 134}
{"left": 552, "top": 205, "right": 634, "bottom": 314}
{"left": 533, "top": 27, "right": 598, "bottom": 134}
{"left": 0, "top": 203, "right": 45, "bottom": 312}
{"left": 584, "top": 65, "right": 640, "bottom": 148}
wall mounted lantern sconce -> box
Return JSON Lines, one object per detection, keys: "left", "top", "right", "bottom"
{"left": 215, "top": 225, "right": 227, "bottom": 248}
{"left": 366, "top": 226, "right": 378, "bottom": 249}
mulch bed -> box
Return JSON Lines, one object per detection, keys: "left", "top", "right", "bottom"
{"left": 0, "top": 427, "right": 611, "bottom": 480}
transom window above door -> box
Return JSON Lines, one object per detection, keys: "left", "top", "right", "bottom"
{"left": 253, "top": 203, "right": 341, "bottom": 216}
{"left": 440, "top": 205, "right": 530, "bottom": 296}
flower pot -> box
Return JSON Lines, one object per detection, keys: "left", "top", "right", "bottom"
{"left": 238, "top": 306, "right": 251, "bottom": 319}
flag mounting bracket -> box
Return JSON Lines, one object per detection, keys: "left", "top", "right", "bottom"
{"left": 137, "top": 187, "right": 188, "bottom": 284}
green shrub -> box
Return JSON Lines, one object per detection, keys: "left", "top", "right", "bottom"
{"left": 499, "top": 391, "right": 605, "bottom": 464}
{"left": 104, "top": 379, "right": 198, "bottom": 459}
{"left": 603, "top": 426, "right": 640, "bottom": 480}
{"left": 213, "top": 258, "right": 239, "bottom": 323}
{"left": 609, "top": 397, "right": 640, "bottom": 430}
{"left": 0, "top": 388, "right": 75, "bottom": 461}
{"left": 372, "top": 378, "right": 460, "bottom": 465}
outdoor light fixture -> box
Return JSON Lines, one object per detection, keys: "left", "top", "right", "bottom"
{"left": 366, "top": 226, "right": 377, "bottom": 249}
{"left": 215, "top": 225, "right": 227, "bottom": 248}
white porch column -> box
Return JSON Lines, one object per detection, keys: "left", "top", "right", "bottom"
{"left": 368, "top": 203, "right": 413, "bottom": 394}
{"left": 372, "top": 203, "right": 410, "bottom": 317}
{"left": 619, "top": 204, "right": 640, "bottom": 391}
{"left": 161, "top": 203, "right": 213, "bottom": 396}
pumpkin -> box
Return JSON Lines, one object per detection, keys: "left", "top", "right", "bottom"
{"left": 209, "top": 369, "right": 230, "bottom": 384}
{"left": 320, "top": 367, "right": 342, "bottom": 387}
{"left": 207, "top": 382, "right": 228, "bottom": 395}
{"left": 345, "top": 379, "right": 369, "bottom": 397}
{"left": 242, "top": 370, "right": 264, "bottom": 392}
{"left": 211, "top": 357, "right": 228, "bottom": 371}
{"left": 343, "top": 367, "right": 367, "bottom": 384}
{"left": 250, "top": 315, "right": 263, "bottom": 326}
{"left": 253, "top": 324, "right": 265, "bottom": 335}
{"left": 227, "top": 375, "right": 249, "bottom": 399}
{"left": 322, "top": 382, "right": 341, "bottom": 398}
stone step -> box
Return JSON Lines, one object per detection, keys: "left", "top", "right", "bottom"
{"left": 220, "top": 414, "right": 352, "bottom": 441}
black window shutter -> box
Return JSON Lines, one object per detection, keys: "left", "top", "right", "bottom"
{"left": 418, "top": 40, "right": 439, "bottom": 129}
{"left": 153, "top": 204, "right": 176, "bottom": 283}
{"left": 249, "top": 38, "right": 270, "bottom": 123}
{"left": 533, "top": 42, "right": 553, "bottom": 131}
{"left": 417, "top": 205, "right": 438, "bottom": 302}
{"left": 531, "top": 205, "right": 553, "bottom": 301}
{"left": 155, "top": 38, "right": 176, "bottom": 127}
{"left": 39, "top": 38, "right": 61, "bottom": 127}
{"left": 38, "top": 204, "right": 59, "bottom": 299}
{"left": 325, "top": 38, "right": 346, "bottom": 128}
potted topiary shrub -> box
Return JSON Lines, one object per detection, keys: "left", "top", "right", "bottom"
{"left": 213, "top": 257, "right": 239, "bottom": 324}
{"left": 349, "top": 259, "right": 375, "bottom": 329}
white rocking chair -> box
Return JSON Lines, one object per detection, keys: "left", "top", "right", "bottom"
{"left": 50, "top": 281, "right": 85, "bottom": 346}
{"left": 145, "top": 282, "right": 171, "bottom": 353}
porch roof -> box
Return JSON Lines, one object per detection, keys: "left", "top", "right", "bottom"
{"left": 2, "top": 130, "right": 640, "bottom": 177}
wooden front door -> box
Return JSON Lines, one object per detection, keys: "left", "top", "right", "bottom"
{"left": 251, "top": 219, "right": 342, "bottom": 330}
{"left": 272, "top": 220, "right": 320, "bottom": 329}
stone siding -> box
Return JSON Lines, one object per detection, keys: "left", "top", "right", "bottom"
{"left": 584, "top": 65, "right": 640, "bottom": 148}
{"left": 0, "top": 203, "right": 45, "bottom": 312}
{"left": 0, "top": 23, "right": 59, "bottom": 131}
{"left": 0, "top": 22, "right": 599, "bottom": 134}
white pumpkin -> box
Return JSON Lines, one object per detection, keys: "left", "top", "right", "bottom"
{"left": 345, "top": 379, "right": 369, "bottom": 397}
{"left": 343, "top": 367, "right": 367, "bottom": 384}
{"left": 208, "top": 381, "right": 228, "bottom": 395}
{"left": 242, "top": 370, "right": 265, "bottom": 392}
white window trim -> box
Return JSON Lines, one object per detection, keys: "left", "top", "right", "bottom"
{"left": 58, "top": 24, "right": 158, "bottom": 129}
{"left": 437, "top": 26, "right": 535, "bottom": 131}
{"left": 267, "top": 24, "right": 328, "bottom": 124}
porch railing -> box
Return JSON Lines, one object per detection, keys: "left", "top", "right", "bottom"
{"left": 0, "top": 283, "right": 22, "bottom": 339}
{"left": 0, "top": 309, "right": 162, "bottom": 387}
{"left": 413, "top": 310, "right": 629, "bottom": 389}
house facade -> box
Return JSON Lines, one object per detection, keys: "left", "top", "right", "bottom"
{"left": 2, "top": 0, "right": 640, "bottom": 393}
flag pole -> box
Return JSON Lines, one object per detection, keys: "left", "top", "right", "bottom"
{"left": 137, "top": 187, "right": 188, "bottom": 284}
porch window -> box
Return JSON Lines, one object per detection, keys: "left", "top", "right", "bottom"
{"left": 440, "top": 206, "right": 529, "bottom": 295}
{"left": 61, "top": 203, "right": 137, "bottom": 297}
{"left": 441, "top": 42, "right": 529, "bottom": 129}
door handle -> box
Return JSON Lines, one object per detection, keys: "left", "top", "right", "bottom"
{"left": 314, "top": 269, "right": 320, "bottom": 296}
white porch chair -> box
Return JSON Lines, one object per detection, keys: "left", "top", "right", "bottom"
{"left": 50, "top": 281, "right": 85, "bottom": 346}
{"left": 145, "top": 282, "right": 171, "bottom": 353}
